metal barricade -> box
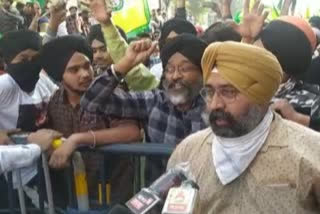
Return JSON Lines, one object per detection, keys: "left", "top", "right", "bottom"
{"left": 76, "top": 143, "right": 175, "bottom": 209}
{"left": 0, "top": 143, "right": 175, "bottom": 213}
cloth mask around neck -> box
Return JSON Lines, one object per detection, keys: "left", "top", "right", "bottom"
{"left": 7, "top": 58, "right": 42, "bottom": 93}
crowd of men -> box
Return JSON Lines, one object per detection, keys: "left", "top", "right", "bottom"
{"left": 0, "top": 0, "right": 320, "bottom": 212}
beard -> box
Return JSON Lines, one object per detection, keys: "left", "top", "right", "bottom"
{"left": 163, "top": 78, "right": 202, "bottom": 106}
{"left": 202, "top": 105, "right": 266, "bottom": 138}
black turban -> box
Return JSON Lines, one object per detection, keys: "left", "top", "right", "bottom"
{"left": 0, "top": 30, "right": 42, "bottom": 64}
{"left": 40, "top": 35, "right": 93, "bottom": 82}
{"left": 159, "top": 18, "right": 197, "bottom": 50}
{"left": 259, "top": 20, "right": 313, "bottom": 77}
{"left": 160, "top": 33, "right": 208, "bottom": 70}
{"left": 88, "top": 24, "right": 105, "bottom": 45}
{"left": 310, "top": 16, "right": 320, "bottom": 30}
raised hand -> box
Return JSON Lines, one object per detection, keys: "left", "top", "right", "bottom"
{"left": 33, "top": 2, "right": 41, "bottom": 18}
{"left": 48, "top": 0, "right": 67, "bottom": 30}
{"left": 231, "top": 0, "right": 269, "bottom": 43}
{"left": 114, "top": 39, "right": 158, "bottom": 75}
{"left": 90, "top": 0, "right": 112, "bottom": 25}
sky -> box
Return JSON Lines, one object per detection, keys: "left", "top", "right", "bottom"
{"left": 262, "top": 0, "right": 320, "bottom": 15}
{"left": 148, "top": 0, "right": 320, "bottom": 16}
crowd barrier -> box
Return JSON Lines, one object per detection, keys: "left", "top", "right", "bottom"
{"left": 0, "top": 142, "right": 175, "bottom": 214}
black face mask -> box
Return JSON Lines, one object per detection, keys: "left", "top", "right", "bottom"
{"left": 7, "top": 59, "right": 42, "bottom": 93}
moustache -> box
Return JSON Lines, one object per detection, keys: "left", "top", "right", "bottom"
{"left": 209, "top": 110, "right": 235, "bottom": 124}
{"left": 167, "top": 80, "right": 188, "bottom": 90}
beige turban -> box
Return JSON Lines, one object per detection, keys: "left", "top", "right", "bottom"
{"left": 201, "top": 41, "right": 283, "bottom": 105}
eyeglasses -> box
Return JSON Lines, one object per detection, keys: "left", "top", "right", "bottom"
{"left": 164, "top": 64, "right": 200, "bottom": 76}
{"left": 200, "top": 86, "right": 239, "bottom": 104}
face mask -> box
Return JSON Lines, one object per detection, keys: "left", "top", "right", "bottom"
{"left": 7, "top": 59, "right": 42, "bottom": 93}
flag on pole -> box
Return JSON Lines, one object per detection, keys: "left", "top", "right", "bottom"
{"left": 111, "top": 0, "right": 151, "bottom": 38}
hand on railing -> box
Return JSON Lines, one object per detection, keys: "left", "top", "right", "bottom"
{"left": 0, "top": 129, "right": 21, "bottom": 145}
{"left": 28, "top": 129, "right": 62, "bottom": 152}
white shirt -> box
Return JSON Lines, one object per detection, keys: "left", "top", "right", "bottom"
{"left": 0, "top": 72, "right": 58, "bottom": 130}
{"left": 0, "top": 72, "right": 57, "bottom": 188}
{"left": 57, "top": 21, "right": 68, "bottom": 37}
{"left": 0, "top": 144, "right": 41, "bottom": 175}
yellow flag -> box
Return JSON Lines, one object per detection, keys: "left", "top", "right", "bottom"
{"left": 111, "top": 0, "right": 151, "bottom": 37}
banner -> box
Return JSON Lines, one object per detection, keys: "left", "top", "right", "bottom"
{"left": 111, "top": 0, "right": 151, "bottom": 38}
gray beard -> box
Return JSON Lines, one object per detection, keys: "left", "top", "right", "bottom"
{"left": 163, "top": 79, "right": 202, "bottom": 106}
{"left": 166, "top": 88, "right": 190, "bottom": 105}
{"left": 204, "top": 105, "right": 266, "bottom": 138}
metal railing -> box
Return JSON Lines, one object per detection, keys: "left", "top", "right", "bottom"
{"left": 0, "top": 143, "right": 175, "bottom": 213}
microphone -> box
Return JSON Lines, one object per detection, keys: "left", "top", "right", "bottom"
{"left": 126, "top": 165, "right": 189, "bottom": 214}
{"left": 161, "top": 180, "right": 200, "bottom": 214}
{"left": 108, "top": 204, "right": 133, "bottom": 214}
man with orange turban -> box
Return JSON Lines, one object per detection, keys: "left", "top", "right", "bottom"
{"left": 168, "top": 41, "right": 320, "bottom": 213}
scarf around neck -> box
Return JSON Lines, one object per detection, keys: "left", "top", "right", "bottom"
{"left": 212, "top": 108, "right": 274, "bottom": 185}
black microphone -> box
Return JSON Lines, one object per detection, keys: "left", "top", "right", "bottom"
{"left": 108, "top": 204, "right": 133, "bottom": 214}
{"left": 126, "top": 166, "right": 189, "bottom": 214}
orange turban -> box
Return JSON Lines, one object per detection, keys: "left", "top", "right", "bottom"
{"left": 201, "top": 42, "right": 283, "bottom": 105}
{"left": 279, "top": 16, "right": 317, "bottom": 50}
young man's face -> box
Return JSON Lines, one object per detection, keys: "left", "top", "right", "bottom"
{"left": 91, "top": 39, "right": 113, "bottom": 68}
{"left": 202, "top": 68, "right": 267, "bottom": 138}
{"left": 3, "top": 0, "right": 13, "bottom": 10}
{"left": 162, "top": 53, "right": 203, "bottom": 106}
{"left": 69, "top": 7, "right": 77, "bottom": 17}
{"left": 63, "top": 52, "right": 93, "bottom": 95}
{"left": 81, "top": 11, "right": 89, "bottom": 21}
{"left": 33, "top": 3, "right": 41, "bottom": 16}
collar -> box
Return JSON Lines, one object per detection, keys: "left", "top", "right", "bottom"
{"left": 56, "top": 85, "right": 80, "bottom": 109}
{"left": 260, "top": 112, "right": 289, "bottom": 152}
